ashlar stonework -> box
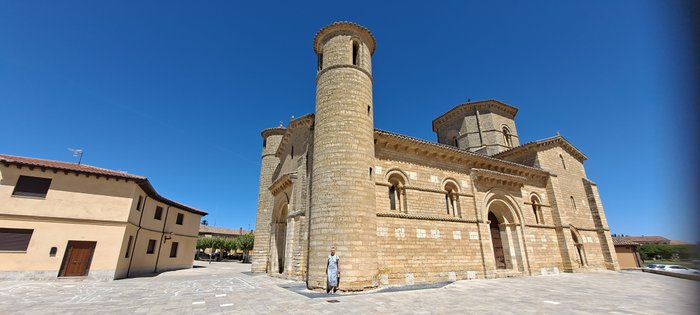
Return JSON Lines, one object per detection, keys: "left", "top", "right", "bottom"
{"left": 251, "top": 21, "right": 620, "bottom": 291}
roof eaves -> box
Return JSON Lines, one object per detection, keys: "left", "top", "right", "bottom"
{"left": 494, "top": 135, "right": 588, "bottom": 162}
{"left": 373, "top": 129, "right": 549, "bottom": 176}
{"left": 136, "top": 180, "right": 207, "bottom": 216}
{"left": 431, "top": 100, "right": 519, "bottom": 132}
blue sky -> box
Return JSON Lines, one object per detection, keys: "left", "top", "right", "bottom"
{"left": 1, "top": 1, "right": 696, "bottom": 241}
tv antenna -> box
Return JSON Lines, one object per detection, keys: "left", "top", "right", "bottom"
{"left": 67, "top": 148, "right": 84, "bottom": 165}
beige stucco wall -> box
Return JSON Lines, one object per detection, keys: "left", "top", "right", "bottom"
{"left": 0, "top": 164, "right": 202, "bottom": 280}
{"left": 0, "top": 219, "right": 126, "bottom": 280}
{"left": 615, "top": 246, "right": 640, "bottom": 268}
{"left": 0, "top": 165, "right": 135, "bottom": 222}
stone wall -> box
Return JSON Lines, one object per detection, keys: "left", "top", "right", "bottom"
{"left": 376, "top": 217, "right": 485, "bottom": 285}
{"left": 251, "top": 129, "right": 285, "bottom": 273}
{"left": 308, "top": 23, "right": 378, "bottom": 291}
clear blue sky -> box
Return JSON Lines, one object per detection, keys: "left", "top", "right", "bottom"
{"left": 1, "top": 1, "right": 696, "bottom": 242}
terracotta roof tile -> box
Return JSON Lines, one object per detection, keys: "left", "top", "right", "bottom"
{"left": 615, "top": 236, "right": 670, "bottom": 244}
{"left": 0, "top": 154, "right": 145, "bottom": 180}
{"left": 199, "top": 225, "right": 250, "bottom": 236}
{"left": 612, "top": 237, "right": 640, "bottom": 246}
{"left": 0, "top": 154, "right": 206, "bottom": 216}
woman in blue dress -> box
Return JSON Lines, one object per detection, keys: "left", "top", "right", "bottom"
{"left": 326, "top": 247, "right": 340, "bottom": 293}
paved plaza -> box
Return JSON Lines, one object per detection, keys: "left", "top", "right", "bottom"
{"left": 0, "top": 261, "right": 697, "bottom": 314}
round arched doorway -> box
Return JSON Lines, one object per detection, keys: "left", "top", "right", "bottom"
{"left": 485, "top": 197, "right": 525, "bottom": 273}
{"left": 488, "top": 212, "right": 507, "bottom": 269}
{"left": 270, "top": 203, "right": 288, "bottom": 274}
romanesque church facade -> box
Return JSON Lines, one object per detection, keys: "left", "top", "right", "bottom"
{"left": 252, "top": 22, "right": 619, "bottom": 291}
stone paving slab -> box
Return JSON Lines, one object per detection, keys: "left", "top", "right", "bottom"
{"left": 0, "top": 261, "right": 697, "bottom": 314}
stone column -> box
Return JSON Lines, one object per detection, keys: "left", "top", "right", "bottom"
{"left": 308, "top": 22, "right": 378, "bottom": 291}
{"left": 251, "top": 128, "right": 285, "bottom": 273}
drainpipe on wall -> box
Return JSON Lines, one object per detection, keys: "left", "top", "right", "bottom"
{"left": 127, "top": 195, "right": 148, "bottom": 278}
{"left": 154, "top": 206, "right": 170, "bottom": 274}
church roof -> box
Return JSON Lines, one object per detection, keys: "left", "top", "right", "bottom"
{"left": 261, "top": 127, "right": 286, "bottom": 139}
{"left": 493, "top": 135, "right": 588, "bottom": 162}
{"left": 432, "top": 99, "right": 519, "bottom": 132}
{"left": 373, "top": 129, "right": 550, "bottom": 178}
{"left": 0, "top": 154, "right": 207, "bottom": 216}
{"left": 314, "top": 21, "right": 376, "bottom": 55}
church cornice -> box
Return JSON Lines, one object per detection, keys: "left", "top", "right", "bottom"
{"left": 261, "top": 127, "right": 286, "bottom": 139}
{"left": 471, "top": 168, "right": 527, "bottom": 187}
{"left": 269, "top": 172, "right": 297, "bottom": 195}
{"left": 314, "top": 21, "right": 376, "bottom": 55}
{"left": 374, "top": 129, "right": 550, "bottom": 185}
{"left": 494, "top": 135, "right": 588, "bottom": 162}
{"left": 377, "top": 212, "right": 481, "bottom": 223}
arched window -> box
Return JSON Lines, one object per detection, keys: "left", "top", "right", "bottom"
{"left": 444, "top": 182, "right": 460, "bottom": 218}
{"left": 317, "top": 53, "right": 323, "bottom": 71}
{"left": 531, "top": 195, "right": 543, "bottom": 224}
{"left": 502, "top": 126, "right": 513, "bottom": 148}
{"left": 352, "top": 40, "right": 360, "bottom": 66}
{"left": 570, "top": 196, "right": 577, "bottom": 211}
{"left": 560, "top": 154, "right": 567, "bottom": 169}
{"left": 452, "top": 136, "right": 458, "bottom": 147}
{"left": 387, "top": 173, "right": 407, "bottom": 213}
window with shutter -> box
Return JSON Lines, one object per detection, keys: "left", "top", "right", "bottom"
{"left": 0, "top": 228, "right": 34, "bottom": 251}
{"left": 12, "top": 176, "right": 52, "bottom": 198}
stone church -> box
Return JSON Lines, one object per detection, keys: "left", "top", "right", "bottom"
{"left": 252, "top": 22, "right": 619, "bottom": 291}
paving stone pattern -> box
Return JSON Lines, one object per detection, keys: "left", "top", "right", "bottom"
{"left": 0, "top": 261, "right": 696, "bottom": 314}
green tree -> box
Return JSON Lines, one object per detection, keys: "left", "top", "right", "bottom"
{"left": 221, "top": 237, "right": 238, "bottom": 257}
{"left": 196, "top": 236, "right": 212, "bottom": 251}
{"left": 237, "top": 233, "right": 255, "bottom": 263}
{"left": 637, "top": 243, "right": 689, "bottom": 260}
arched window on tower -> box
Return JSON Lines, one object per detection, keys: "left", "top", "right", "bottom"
{"left": 444, "top": 182, "right": 461, "bottom": 218}
{"left": 502, "top": 126, "right": 513, "bottom": 148}
{"left": 531, "top": 194, "right": 543, "bottom": 224}
{"left": 452, "top": 136, "right": 458, "bottom": 147}
{"left": 317, "top": 53, "right": 323, "bottom": 71}
{"left": 570, "top": 196, "right": 577, "bottom": 211}
{"left": 387, "top": 173, "right": 407, "bottom": 213}
{"left": 352, "top": 40, "right": 359, "bottom": 66}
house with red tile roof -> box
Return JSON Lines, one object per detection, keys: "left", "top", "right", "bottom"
{"left": 0, "top": 154, "right": 206, "bottom": 280}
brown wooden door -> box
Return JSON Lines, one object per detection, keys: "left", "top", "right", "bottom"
{"left": 489, "top": 212, "right": 507, "bottom": 269}
{"left": 60, "top": 241, "right": 96, "bottom": 277}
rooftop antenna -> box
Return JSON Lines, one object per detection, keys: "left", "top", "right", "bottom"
{"left": 67, "top": 148, "right": 83, "bottom": 165}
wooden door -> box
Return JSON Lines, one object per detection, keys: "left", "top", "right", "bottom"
{"left": 489, "top": 212, "right": 506, "bottom": 269}
{"left": 60, "top": 241, "right": 96, "bottom": 277}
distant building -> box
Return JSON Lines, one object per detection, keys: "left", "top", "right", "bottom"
{"left": 0, "top": 154, "right": 206, "bottom": 280}
{"left": 198, "top": 225, "right": 251, "bottom": 238}
{"left": 612, "top": 238, "right": 642, "bottom": 268}
{"left": 614, "top": 236, "right": 671, "bottom": 245}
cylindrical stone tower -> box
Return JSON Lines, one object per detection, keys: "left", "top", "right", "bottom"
{"left": 251, "top": 127, "right": 286, "bottom": 273}
{"left": 308, "top": 22, "right": 378, "bottom": 290}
